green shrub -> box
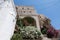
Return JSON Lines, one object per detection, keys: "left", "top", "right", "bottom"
{"left": 11, "top": 26, "right": 41, "bottom": 40}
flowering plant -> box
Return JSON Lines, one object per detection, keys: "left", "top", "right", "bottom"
{"left": 20, "top": 26, "right": 41, "bottom": 39}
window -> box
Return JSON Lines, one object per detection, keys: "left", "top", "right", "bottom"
{"left": 16, "top": 7, "right": 18, "bottom": 9}
{"left": 22, "top": 8, "right": 24, "bottom": 9}
{"left": 29, "top": 11, "right": 31, "bottom": 13}
{"left": 24, "top": 11, "right": 25, "bottom": 13}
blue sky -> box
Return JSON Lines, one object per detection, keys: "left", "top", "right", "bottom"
{"left": 14, "top": 0, "right": 60, "bottom": 30}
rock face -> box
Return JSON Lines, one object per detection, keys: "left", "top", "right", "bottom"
{"left": 39, "top": 14, "right": 59, "bottom": 40}
{"left": 0, "top": 0, "right": 16, "bottom": 40}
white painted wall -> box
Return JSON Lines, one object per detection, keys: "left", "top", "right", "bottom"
{"left": 0, "top": 0, "right": 16, "bottom": 40}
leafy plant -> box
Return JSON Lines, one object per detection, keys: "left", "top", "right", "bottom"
{"left": 11, "top": 18, "right": 42, "bottom": 40}
{"left": 41, "top": 28, "right": 47, "bottom": 34}
{"left": 11, "top": 33, "right": 23, "bottom": 40}
{"left": 11, "top": 26, "right": 41, "bottom": 40}
{"left": 21, "top": 26, "right": 41, "bottom": 39}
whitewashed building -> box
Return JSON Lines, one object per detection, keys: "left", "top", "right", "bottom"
{"left": 0, "top": 0, "right": 16, "bottom": 40}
